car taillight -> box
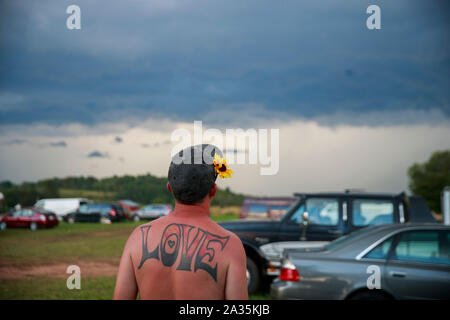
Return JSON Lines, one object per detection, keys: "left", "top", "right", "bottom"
{"left": 279, "top": 259, "right": 300, "bottom": 282}
{"left": 109, "top": 209, "right": 116, "bottom": 216}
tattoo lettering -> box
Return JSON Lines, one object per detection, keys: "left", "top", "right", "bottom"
{"left": 137, "top": 224, "right": 160, "bottom": 269}
{"left": 138, "top": 223, "right": 230, "bottom": 282}
{"left": 194, "top": 231, "right": 230, "bottom": 281}
{"left": 177, "top": 224, "right": 204, "bottom": 271}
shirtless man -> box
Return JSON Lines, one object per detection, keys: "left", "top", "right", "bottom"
{"left": 113, "top": 145, "right": 248, "bottom": 300}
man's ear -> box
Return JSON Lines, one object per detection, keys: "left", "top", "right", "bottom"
{"left": 209, "top": 183, "right": 217, "bottom": 198}
{"left": 167, "top": 182, "right": 172, "bottom": 194}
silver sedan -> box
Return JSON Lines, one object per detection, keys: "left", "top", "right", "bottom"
{"left": 271, "top": 223, "right": 450, "bottom": 300}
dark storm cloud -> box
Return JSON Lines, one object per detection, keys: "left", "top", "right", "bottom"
{"left": 3, "top": 139, "right": 27, "bottom": 145}
{"left": 49, "top": 141, "right": 67, "bottom": 147}
{"left": 0, "top": 0, "right": 449, "bottom": 127}
{"left": 87, "top": 150, "right": 109, "bottom": 158}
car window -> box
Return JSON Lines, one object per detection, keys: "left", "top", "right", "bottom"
{"left": 443, "top": 231, "right": 450, "bottom": 261}
{"left": 78, "top": 205, "right": 89, "bottom": 214}
{"left": 306, "top": 198, "right": 339, "bottom": 226}
{"left": 22, "top": 209, "right": 34, "bottom": 217}
{"left": 289, "top": 204, "right": 305, "bottom": 224}
{"left": 12, "top": 210, "right": 22, "bottom": 217}
{"left": 352, "top": 199, "right": 394, "bottom": 226}
{"left": 393, "top": 231, "right": 450, "bottom": 265}
{"left": 248, "top": 204, "right": 268, "bottom": 215}
{"left": 364, "top": 237, "right": 394, "bottom": 260}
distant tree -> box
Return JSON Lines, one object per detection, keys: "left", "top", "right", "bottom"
{"left": 0, "top": 181, "right": 14, "bottom": 189}
{"left": 2, "top": 185, "right": 39, "bottom": 208}
{"left": 408, "top": 150, "right": 450, "bottom": 213}
{"left": 37, "top": 178, "right": 60, "bottom": 198}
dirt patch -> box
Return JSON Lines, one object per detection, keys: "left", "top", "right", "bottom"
{"left": 0, "top": 260, "right": 119, "bottom": 280}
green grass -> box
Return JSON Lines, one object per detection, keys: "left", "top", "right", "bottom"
{"left": 0, "top": 276, "right": 116, "bottom": 300}
{"left": 0, "top": 221, "right": 141, "bottom": 265}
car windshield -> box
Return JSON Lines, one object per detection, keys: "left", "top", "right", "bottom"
{"left": 323, "top": 227, "right": 375, "bottom": 251}
{"left": 280, "top": 200, "right": 302, "bottom": 222}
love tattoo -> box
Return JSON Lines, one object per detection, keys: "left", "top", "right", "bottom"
{"left": 138, "top": 223, "right": 230, "bottom": 282}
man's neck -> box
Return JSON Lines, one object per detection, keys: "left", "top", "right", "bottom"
{"left": 170, "top": 200, "right": 211, "bottom": 219}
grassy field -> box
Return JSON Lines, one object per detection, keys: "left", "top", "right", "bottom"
{"left": 0, "top": 209, "right": 270, "bottom": 300}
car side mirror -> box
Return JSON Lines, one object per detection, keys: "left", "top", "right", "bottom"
{"left": 302, "top": 211, "right": 309, "bottom": 225}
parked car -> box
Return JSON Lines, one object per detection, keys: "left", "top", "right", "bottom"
{"left": 119, "top": 200, "right": 140, "bottom": 219}
{"left": 240, "top": 197, "right": 297, "bottom": 219}
{"left": 271, "top": 223, "right": 450, "bottom": 300}
{"left": 131, "top": 204, "right": 172, "bottom": 222}
{"left": 0, "top": 207, "right": 58, "bottom": 230}
{"left": 220, "top": 191, "right": 436, "bottom": 294}
{"left": 63, "top": 203, "right": 126, "bottom": 223}
{"left": 34, "top": 198, "right": 89, "bottom": 220}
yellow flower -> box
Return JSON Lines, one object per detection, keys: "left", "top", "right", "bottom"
{"left": 213, "top": 154, "right": 233, "bottom": 179}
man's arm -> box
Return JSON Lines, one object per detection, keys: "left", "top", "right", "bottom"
{"left": 225, "top": 235, "right": 249, "bottom": 300}
{"left": 113, "top": 229, "right": 138, "bottom": 300}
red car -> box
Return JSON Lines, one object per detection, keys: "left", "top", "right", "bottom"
{"left": 118, "top": 200, "right": 140, "bottom": 219}
{"left": 0, "top": 207, "right": 59, "bottom": 230}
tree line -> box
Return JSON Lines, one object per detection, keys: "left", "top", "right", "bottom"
{"left": 0, "top": 174, "right": 246, "bottom": 210}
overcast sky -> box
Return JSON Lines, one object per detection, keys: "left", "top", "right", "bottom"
{"left": 0, "top": 0, "right": 449, "bottom": 196}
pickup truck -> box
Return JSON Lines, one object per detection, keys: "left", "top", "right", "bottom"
{"left": 219, "top": 191, "right": 436, "bottom": 294}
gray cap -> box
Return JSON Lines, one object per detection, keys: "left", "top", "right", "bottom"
{"left": 168, "top": 144, "right": 222, "bottom": 204}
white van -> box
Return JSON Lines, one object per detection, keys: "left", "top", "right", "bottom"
{"left": 34, "top": 198, "right": 89, "bottom": 220}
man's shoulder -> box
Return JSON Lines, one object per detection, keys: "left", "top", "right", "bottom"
{"left": 207, "top": 221, "right": 244, "bottom": 253}
{"left": 213, "top": 223, "right": 239, "bottom": 239}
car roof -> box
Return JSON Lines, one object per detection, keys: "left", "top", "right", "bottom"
{"left": 293, "top": 192, "right": 404, "bottom": 198}
{"left": 288, "top": 223, "right": 449, "bottom": 261}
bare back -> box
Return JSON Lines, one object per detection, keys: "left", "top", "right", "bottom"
{"left": 114, "top": 212, "right": 248, "bottom": 300}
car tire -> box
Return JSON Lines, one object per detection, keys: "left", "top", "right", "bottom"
{"left": 30, "top": 222, "right": 37, "bottom": 231}
{"left": 349, "top": 290, "right": 391, "bottom": 300}
{"left": 0, "top": 222, "right": 6, "bottom": 230}
{"left": 133, "top": 215, "right": 140, "bottom": 222}
{"left": 246, "top": 257, "right": 260, "bottom": 295}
